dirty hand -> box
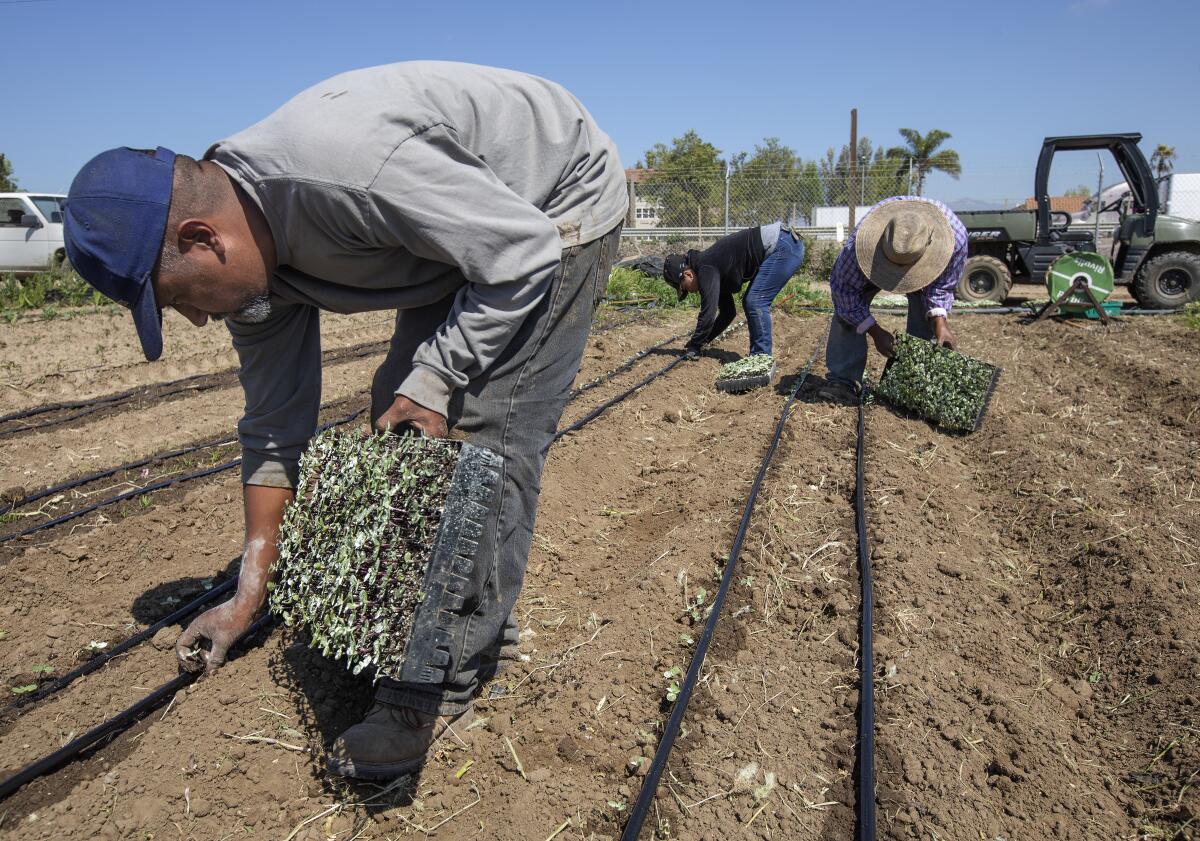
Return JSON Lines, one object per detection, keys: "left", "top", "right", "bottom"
{"left": 867, "top": 325, "right": 896, "bottom": 359}
{"left": 375, "top": 394, "right": 448, "bottom": 438}
{"left": 175, "top": 599, "right": 257, "bottom": 674}
{"left": 932, "top": 316, "right": 957, "bottom": 350}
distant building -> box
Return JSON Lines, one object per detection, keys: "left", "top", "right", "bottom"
{"left": 625, "top": 168, "right": 662, "bottom": 229}
{"left": 1018, "top": 195, "right": 1089, "bottom": 214}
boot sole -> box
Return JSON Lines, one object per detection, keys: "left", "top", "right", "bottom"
{"left": 326, "top": 755, "right": 425, "bottom": 780}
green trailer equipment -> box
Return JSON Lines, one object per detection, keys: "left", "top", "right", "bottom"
{"left": 955, "top": 134, "right": 1200, "bottom": 309}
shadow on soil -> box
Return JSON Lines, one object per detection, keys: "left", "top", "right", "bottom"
{"left": 129, "top": 556, "right": 242, "bottom": 625}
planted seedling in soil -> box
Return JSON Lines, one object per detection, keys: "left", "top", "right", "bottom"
{"left": 872, "top": 332, "right": 999, "bottom": 432}
{"left": 270, "top": 428, "right": 460, "bottom": 680}
{"left": 662, "top": 665, "right": 683, "bottom": 704}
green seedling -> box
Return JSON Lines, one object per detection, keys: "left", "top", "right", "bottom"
{"left": 31, "top": 664, "right": 53, "bottom": 676}
{"left": 0, "top": 630, "right": 7, "bottom": 641}
{"left": 663, "top": 665, "right": 683, "bottom": 703}
{"left": 87, "top": 640, "right": 108, "bottom": 652}
{"left": 271, "top": 429, "right": 459, "bottom": 679}
{"left": 11, "top": 684, "right": 37, "bottom": 695}
{"left": 716, "top": 354, "right": 774, "bottom": 382}
{"left": 873, "top": 332, "right": 997, "bottom": 432}
{"left": 686, "top": 588, "right": 708, "bottom": 623}
{"left": 607, "top": 800, "right": 627, "bottom": 812}
{"left": 678, "top": 633, "right": 694, "bottom": 647}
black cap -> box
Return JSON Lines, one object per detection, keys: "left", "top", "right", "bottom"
{"left": 663, "top": 254, "right": 689, "bottom": 302}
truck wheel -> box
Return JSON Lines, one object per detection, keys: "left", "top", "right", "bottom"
{"left": 1132, "top": 251, "right": 1200, "bottom": 309}
{"left": 957, "top": 255, "right": 1012, "bottom": 303}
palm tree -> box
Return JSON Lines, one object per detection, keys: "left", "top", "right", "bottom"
{"left": 888, "top": 129, "right": 961, "bottom": 196}
{"left": 1150, "top": 144, "right": 1176, "bottom": 179}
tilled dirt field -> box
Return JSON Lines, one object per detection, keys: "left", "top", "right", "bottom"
{"left": 0, "top": 307, "right": 1196, "bottom": 840}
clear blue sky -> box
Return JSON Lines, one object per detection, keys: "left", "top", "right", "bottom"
{"left": 5, "top": 0, "right": 1198, "bottom": 205}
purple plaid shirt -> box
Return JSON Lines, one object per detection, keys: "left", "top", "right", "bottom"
{"left": 830, "top": 196, "right": 968, "bottom": 333}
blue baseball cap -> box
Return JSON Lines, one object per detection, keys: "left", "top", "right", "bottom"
{"left": 64, "top": 146, "right": 177, "bottom": 361}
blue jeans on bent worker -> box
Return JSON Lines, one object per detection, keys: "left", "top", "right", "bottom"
{"left": 744, "top": 229, "right": 805, "bottom": 355}
{"left": 825, "top": 287, "right": 934, "bottom": 388}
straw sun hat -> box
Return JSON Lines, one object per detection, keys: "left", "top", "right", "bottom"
{"left": 854, "top": 200, "right": 954, "bottom": 294}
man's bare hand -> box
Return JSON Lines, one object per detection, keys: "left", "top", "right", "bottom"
{"left": 867, "top": 324, "right": 896, "bottom": 359}
{"left": 375, "top": 394, "right": 448, "bottom": 438}
{"left": 932, "top": 316, "right": 957, "bottom": 350}
{"left": 175, "top": 598, "right": 257, "bottom": 674}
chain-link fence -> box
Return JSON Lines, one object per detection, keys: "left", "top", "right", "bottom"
{"left": 624, "top": 160, "right": 920, "bottom": 243}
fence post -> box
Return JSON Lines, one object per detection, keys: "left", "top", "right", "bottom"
{"left": 724, "top": 161, "right": 730, "bottom": 235}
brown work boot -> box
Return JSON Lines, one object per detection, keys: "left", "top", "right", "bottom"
{"left": 327, "top": 701, "right": 472, "bottom": 780}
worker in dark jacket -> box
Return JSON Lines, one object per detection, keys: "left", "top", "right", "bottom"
{"left": 663, "top": 222, "right": 804, "bottom": 359}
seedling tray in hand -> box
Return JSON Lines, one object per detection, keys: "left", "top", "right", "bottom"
{"left": 269, "top": 429, "right": 502, "bottom": 685}
{"left": 873, "top": 333, "right": 1001, "bottom": 433}
{"left": 715, "top": 354, "right": 776, "bottom": 394}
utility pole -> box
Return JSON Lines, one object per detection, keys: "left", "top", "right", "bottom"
{"left": 1094, "top": 153, "right": 1104, "bottom": 248}
{"left": 908, "top": 158, "right": 914, "bottom": 195}
{"left": 848, "top": 108, "right": 858, "bottom": 229}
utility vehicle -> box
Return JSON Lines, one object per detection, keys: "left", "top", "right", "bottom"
{"left": 955, "top": 134, "right": 1200, "bottom": 308}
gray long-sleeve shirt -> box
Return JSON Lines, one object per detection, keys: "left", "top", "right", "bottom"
{"left": 205, "top": 61, "right": 627, "bottom": 488}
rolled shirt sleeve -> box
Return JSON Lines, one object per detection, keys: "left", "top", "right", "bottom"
{"left": 226, "top": 299, "right": 322, "bottom": 489}
{"left": 365, "top": 123, "right": 563, "bottom": 416}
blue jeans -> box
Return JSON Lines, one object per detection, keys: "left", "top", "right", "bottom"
{"left": 744, "top": 229, "right": 805, "bottom": 355}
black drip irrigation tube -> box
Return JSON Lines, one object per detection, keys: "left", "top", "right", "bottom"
{"left": 0, "top": 408, "right": 366, "bottom": 546}
{"left": 620, "top": 322, "right": 828, "bottom": 841}
{"left": 2, "top": 574, "right": 239, "bottom": 717}
{"left": 853, "top": 396, "right": 877, "bottom": 841}
{"left": 0, "top": 340, "right": 391, "bottom": 435}
{"left": 0, "top": 326, "right": 700, "bottom": 712}
{"left": 0, "top": 614, "right": 273, "bottom": 802}
{"left": 557, "top": 357, "right": 686, "bottom": 441}
{"left": 568, "top": 331, "right": 687, "bottom": 401}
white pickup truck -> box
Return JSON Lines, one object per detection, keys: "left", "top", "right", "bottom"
{"left": 0, "top": 192, "right": 67, "bottom": 275}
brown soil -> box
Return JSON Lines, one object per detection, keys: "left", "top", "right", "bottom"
{"left": 0, "top": 307, "right": 1196, "bottom": 841}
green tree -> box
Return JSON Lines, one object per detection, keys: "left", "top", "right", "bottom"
{"left": 887, "top": 128, "right": 961, "bottom": 196}
{"left": 0, "top": 154, "right": 17, "bottom": 192}
{"left": 819, "top": 138, "right": 908, "bottom": 208}
{"left": 727, "top": 138, "right": 821, "bottom": 226}
{"left": 1064, "top": 184, "right": 1093, "bottom": 197}
{"left": 1150, "top": 144, "right": 1176, "bottom": 179}
{"left": 637, "top": 130, "right": 725, "bottom": 227}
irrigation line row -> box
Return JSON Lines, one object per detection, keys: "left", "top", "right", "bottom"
{"left": 620, "top": 321, "right": 829, "bottom": 841}
{"left": 0, "top": 339, "right": 390, "bottom": 437}
{"left": 0, "top": 317, "right": 735, "bottom": 803}
{"left": 5, "top": 322, "right": 693, "bottom": 533}
{"left": 0, "top": 615, "right": 273, "bottom": 803}
{"left": 0, "top": 325, "right": 701, "bottom": 714}
{"left": 0, "top": 409, "right": 366, "bottom": 545}
{"left": 853, "top": 396, "right": 877, "bottom": 841}
{"left": 568, "top": 331, "right": 687, "bottom": 401}
{"left": 2, "top": 576, "right": 238, "bottom": 717}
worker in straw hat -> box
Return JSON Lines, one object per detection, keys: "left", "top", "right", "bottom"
{"left": 816, "top": 196, "right": 967, "bottom": 403}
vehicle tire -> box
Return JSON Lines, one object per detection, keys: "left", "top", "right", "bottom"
{"left": 52, "top": 249, "right": 72, "bottom": 275}
{"left": 1132, "top": 251, "right": 1200, "bottom": 309}
{"left": 957, "top": 255, "right": 1013, "bottom": 303}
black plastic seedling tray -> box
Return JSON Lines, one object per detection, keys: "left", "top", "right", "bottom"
{"left": 875, "top": 338, "right": 1001, "bottom": 433}
{"left": 716, "top": 362, "right": 777, "bottom": 394}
